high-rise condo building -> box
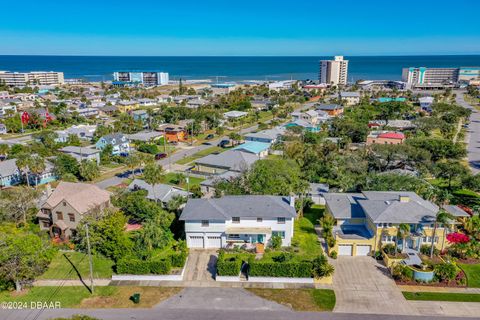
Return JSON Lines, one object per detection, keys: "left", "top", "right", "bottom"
{"left": 402, "top": 67, "right": 458, "bottom": 88}
{"left": 319, "top": 56, "right": 349, "bottom": 86}
{"left": 0, "top": 71, "right": 64, "bottom": 87}
{"left": 113, "top": 72, "right": 169, "bottom": 86}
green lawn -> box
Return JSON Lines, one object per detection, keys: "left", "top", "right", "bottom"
{"left": 38, "top": 251, "right": 114, "bottom": 280}
{"left": 247, "top": 288, "right": 335, "bottom": 311}
{"left": 162, "top": 172, "right": 204, "bottom": 189}
{"left": 403, "top": 291, "right": 480, "bottom": 302}
{"left": 176, "top": 146, "right": 224, "bottom": 165}
{"left": 460, "top": 264, "right": 480, "bottom": 288}
{"left": 292, "top": 205, "right": 325, "bottom": 259}
{"left": 0, "top": 286, "right": 181, "bottom": 308}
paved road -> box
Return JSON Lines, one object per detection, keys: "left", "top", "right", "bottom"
{"left": 1, "top": 308, "right": 472, "bottom": 320}
{"left": 455, "top": 91, "right": 480, "bottom": 173}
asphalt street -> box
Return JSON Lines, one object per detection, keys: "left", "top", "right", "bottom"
{"left": 455, "top": 91, "right": 480, "bottom": 173}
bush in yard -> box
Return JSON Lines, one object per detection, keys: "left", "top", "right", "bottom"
{"left": 329, "top": 250, "right": 337, "bottom": 259}
{"left": 249, "top": 261, "right": 313, "bottom": 278}
{"left": 138, "top": 143, "right": 159, "bottom": 154}
{"left": 149, "top": 259, "right": 171, "bottom": 274}
{"left": 216, "top": 251, "right": 242, "bottom": 276}
{"left": 392, "top": 264, "right": 413, "bottom": 281}
{"left": 434, "top": 263, "right": 458, "bottom": 282}
{"left": 271, "top": 252, "right": 294, "bottom": 263}
{"left": 312, "top": 255, "right": 335, "bottom": 278}
{"left": 270, "top": 235, "right": 282, "bottom": 249}
{"left": 446, "top": 232, "right": 470, "bottom": 244}
{"left": 168, "top": 250, "right": 188, "bottom": 268}
{"left": 420, "top": 244, "right": 439, "bottom": 256}
{"left": 116, "top": 258, "right": 150, "bottom": 274}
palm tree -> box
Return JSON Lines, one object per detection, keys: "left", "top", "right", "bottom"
{"left": 397, "top": 223, "right": 411, "bottom": 253}
{"left": 126, "top": 153, "right": 141, "bottom": 176}
{"left": 0, "top": 144, "right": 9, "bottom": 157}
{"left": 28, "top": 156, "right": 46, "bottom": 187}
{"left": 430, "top": 209, "right": 453, "bottom": 258}
{"left": 15, "top": 153, "right": 32, "bottom": 187}
{"left": 143, "top": 163, "right": 164, "bottom": 202}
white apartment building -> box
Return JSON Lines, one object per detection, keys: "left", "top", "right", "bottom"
{"left": 319, "top": 56, "right": 349, "bottom": 85}
{"left": 113, "top": 71, "right": 169, "bottom": 86}
{"left": 0, "top": 71, "right": 64, "bottom": 87}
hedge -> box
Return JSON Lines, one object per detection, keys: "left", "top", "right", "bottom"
{"left": 249, "top": 261, "right": 313, "bottom": 278}
{"left": 216, "top": 251, "right": 243, "bottom": 276}
{"left": 168, "top": 250, "right": 188, "bottom": 268}
{"left": 116, "top": 258, "right": 171, "bottom": 275}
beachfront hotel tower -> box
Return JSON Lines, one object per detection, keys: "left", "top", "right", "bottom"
{"left": 319, "top": 56, "right": 349, "bottom": 86}
{"left": 113, "top": 71, "right": 169, "bottom": 86}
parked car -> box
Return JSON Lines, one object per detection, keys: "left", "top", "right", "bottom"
{"left": 218, "top": 139, "right": 230, "bottom": 148}
{"left": 205, "top": 134, "right": 215, "bottom": 140}
{"left": 155, "top": 153, "right": 167, "bottom": 160}
{"left": 119, "top": 152, "right": 129, "bottom": 157}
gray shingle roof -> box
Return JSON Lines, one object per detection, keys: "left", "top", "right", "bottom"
{"left": 324, "top": 193, "right": 367, "bottom": 219}
{"left": 128, "top": 179, "right": 190, "bottom": 203}
{"left": 442, "top": 205, "right": 470, "bottom": 218}
{"left": 195, "top": 150, "right": 258, "bottom": 172}
{"left": 179, "top": 195, "right": 297, "bottom": 220}
{"left": 0, "top": 159, "right": 19, "bottom": 177}
{"left": 59, "top": 146, "right": 100, "bottom": 155}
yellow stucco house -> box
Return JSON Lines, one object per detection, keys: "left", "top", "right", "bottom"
{"left": 116, "top": 100, "right": 139, "bottom": 113}
{"left": 323, "top": 191, "right": 466, "bottom": 257}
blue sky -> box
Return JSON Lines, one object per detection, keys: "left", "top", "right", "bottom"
{"left": 0, "top": 0, "right": 479, "bottom": 56}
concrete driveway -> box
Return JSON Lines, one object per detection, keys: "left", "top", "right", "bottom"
{"left": 155, "top": 287, "right": 290, "bottom": 311}
{"left": 332, "top": 256, "right": 416, "bottom": 315}
{"left": 184, "top": 249, "right": 218, "bottom": 282}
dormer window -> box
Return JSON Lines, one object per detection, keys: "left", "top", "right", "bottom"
{"left": 232, "top": 217, "right": 240, "bottom": 224}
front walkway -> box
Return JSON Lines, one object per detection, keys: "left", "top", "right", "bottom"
{"left": 331, "top": 256, "right": 417, "bottom": 315}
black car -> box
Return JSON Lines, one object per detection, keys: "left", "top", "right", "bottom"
{"left": 218, "top": 139, "right": 230, "bottom": 148}
{"left": 205, "top": 134, "right": 215, "bottom": 140}
{"left": 155, "top": 153, "right": 167, "bottom": 160}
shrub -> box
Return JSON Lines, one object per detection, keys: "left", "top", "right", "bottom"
{"left": 168, "top": 250, "right": 188, "bottom": 268}
{"left": 383, "top": 243, "right": 398, "bottom": 256}
{"left": 270, "top": 235, "right": 282, "bottom": 249}
{"left": 216, "top": 251, "right": 242, "bottom": 276}
{"left": 138, "top": 143, "right": 159, "bottom": 154}
{"left": 149, "top": 259, "right": 171, "bottom": 274}
{"left": 392, "top": 264, "right": 413, "bottom": 281}
{"left": 329, "top": 250, "right": 337, "bottom": 259}
{"left": 271, "top": 252, "right": 294, "bottom": 263}
{"left": 312, "top": 255, "right": 334, "bottom": 278}
{"left": 434, "top": 263, "right": 458, "bottom": 282}
{"left": 420, "top": 244, "right": 439, "bottom": 256}
{"left": 446, "top": 232, "right": 470, "bottom": 244}
{"left": 116, "top": 258, "right": 150, "bottom": 274}
{"left": 249, "top": 261, "right": 313, "bottom": 278}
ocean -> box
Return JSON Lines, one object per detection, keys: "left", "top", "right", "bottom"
{"left": 0, "top": 55, "right": 479, "bottom": 83}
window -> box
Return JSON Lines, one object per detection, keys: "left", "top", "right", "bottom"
{"left": 56, "top": 212, "right": 63, "bottom": 220}
{"left": 201, "top": 220, "right": 209, "bottom": 227}
{"left": 272, "top": 231, "right": 285, "bottom": 239}
{"left": 257, "top": 218, "right": 263, "bottom": 222}
{"left": 42, "top": 221, "right": 50, "bottom": 228}
{"left": 68, "top": 213, "right": 75, "bottom": 222}
{"left": 62, "top": 202, "right": 67, "bottom": 206}
{"left": 228, "top": 234, "right": 240, "bottom": 239}
{"left": 277, "top": 217, "right": 286, "bottom": 224}
{"left": 382, "top": 235, "right": 396, "bottom": 242}
{"left": 232, "top": 217, "right": 240, "bottom": 224}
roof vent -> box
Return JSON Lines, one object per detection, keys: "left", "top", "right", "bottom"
{"left": 399, "top": 195, "right": 410, "bottom": 203}
{"left": 385, "top": 201, "right": 390, "bottom": 205}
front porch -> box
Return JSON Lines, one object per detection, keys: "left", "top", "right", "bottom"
{"left": 224, "top": 227, "right": 271, "bottom": 250}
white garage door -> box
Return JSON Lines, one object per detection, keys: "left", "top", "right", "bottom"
{"left": 338, "top": 245, "right": 353, "bottom": 256}
{"left": 206, "top": 236, "right": 222, "bottom": 248}
{"left": 189, "top": 235, "right": 204, "bottom": 248}
{"left": 356, "top": 245, "right": 371, "bottom": 256}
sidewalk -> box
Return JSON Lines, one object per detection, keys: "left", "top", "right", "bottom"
{"left": 399, "top": 285, "right": 480, "bottom": 294}
{"left": 33, "top": 279, "right": 111, "bottom": 286}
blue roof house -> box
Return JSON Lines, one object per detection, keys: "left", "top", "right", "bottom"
{"left": 232, "top": 141, "right": 271, "bottom": 158}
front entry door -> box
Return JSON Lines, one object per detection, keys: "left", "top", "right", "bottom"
{"left": 257, "top": 234, "right": 264, "bottom": 244}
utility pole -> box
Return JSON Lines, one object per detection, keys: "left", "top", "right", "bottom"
{"left": 186, "top": 171, "right": 190, "bottom": 197}
{"left": 85, "top": 224, "right": 94, "bottom": 294}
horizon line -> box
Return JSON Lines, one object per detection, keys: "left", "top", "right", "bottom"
{"left": 1, "top": 54, "right": 480, "bottom": 58}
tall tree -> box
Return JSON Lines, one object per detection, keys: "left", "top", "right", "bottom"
{"left": 28, "top": 155, "right": 46, "bottom": 187}
{"left": 0, "top": 187, "right": 39, "bottom": 224}
{"left": 78, "top": 160, "right": 100, "bottom": 181}
{"left": 143, "top": 163, "right": 165, "bottom": 202}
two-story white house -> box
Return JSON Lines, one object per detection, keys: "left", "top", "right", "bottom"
{"left": 179, "top": 195, "right": 297, "bottom": 249}
{"left": 95, "top": 133, "right": 130, "bottom": 155}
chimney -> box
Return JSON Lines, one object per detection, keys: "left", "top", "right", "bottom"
{"left": 399, "top": 195, "right": 410, "bottom": 203}
{"left": 289, "top": 195, "right": 295, "bottom": 208}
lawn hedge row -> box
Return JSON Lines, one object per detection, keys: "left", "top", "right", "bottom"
{"left": 168, "top": 250, "right": 188, "bottom": 268}
{"left": 117, "top": 258, "right": 171, "bottom": 275}
{"left": 216, "top": 251, "right": 242, "bottom": 276}
{"left": 249, "top": 261, "right": 313, "bottom": 278}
